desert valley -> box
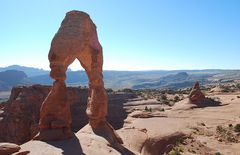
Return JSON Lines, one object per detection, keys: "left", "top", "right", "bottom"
{"left": 1, "top": 1, "right": 240, "bottom": 155}
{"left": 0, "top": 78, "right": 240, "bottom": 154}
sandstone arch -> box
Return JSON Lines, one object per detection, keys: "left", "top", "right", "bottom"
{"left": 34, "top": 11, "right": 122, "bottom": 144}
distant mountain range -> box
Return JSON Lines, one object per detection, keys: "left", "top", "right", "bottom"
{"left": 0, "top": 65, "right": 49, "bottom": 77}
{"left": 0, "top": 65, "right": 240, "bottom": 91}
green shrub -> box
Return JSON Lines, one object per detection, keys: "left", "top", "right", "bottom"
{"left": 236, "top": 83, "right": 240, "bottom": 89}
{"left": 161, "top": 94, "right": 167, "bottom": 100}
{"left": 174, "top": 95, "right": 180, "bottom": 102}
{"left": 168, "top": 149, "right": 181, "bottom": 155}
{"left": 145, "top": 106, "right": 148, "bottom": 111}
{"left": 222, "top": 87, "right": 230, "bottom": 92}
{"left": 122, "top": 88, "right": 133, "bottom": 93}
{"left": 160, "top": 108, "right": 165, "bottom": 112}
{"left": 144, "top": 106, "right": 152, "bottom": 112}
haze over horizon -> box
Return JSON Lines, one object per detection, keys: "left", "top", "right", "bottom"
{"left": 0, "top": 0, "right": 239, "bottom": 71}
{"left": 1, "top": 64, "right": 240, "bottom": 72}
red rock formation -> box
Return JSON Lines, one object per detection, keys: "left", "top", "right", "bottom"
{"left": 189, "top": 81, "right": 205, "bottom": 105}
{"left": 34, "top": 10, "right": 122, "bottom": 143}
{"left": 0, "top": 85, "right": 49, "bottom": 144}
{"left": 0, "top": 85, "right": 84, "bottom": 144}
{"left": 0, "top": 85, "right": 131, "bottom": 144}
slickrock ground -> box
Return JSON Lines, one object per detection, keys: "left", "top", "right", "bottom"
{"left": 1, "top": 85, "right": 240, "bottom": 154}
{"left": 13, "top": 93, "right": 240, "bottom": 154}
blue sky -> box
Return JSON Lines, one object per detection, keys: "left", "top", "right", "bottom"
{"left": 0, "top": 0, "right": 239, "bottom": 70}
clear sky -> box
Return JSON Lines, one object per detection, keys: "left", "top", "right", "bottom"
{"left": 0, "top": 0, "right": 239, "bottom": 71}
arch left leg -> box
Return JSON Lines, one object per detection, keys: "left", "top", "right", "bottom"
{"left": 34, "top": 48, "right": 76, "bottom": 141}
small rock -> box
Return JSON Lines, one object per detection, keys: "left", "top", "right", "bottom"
{"left": 218, "top": 138, "right": 223, "bottom": 142}
{"left": 139, "top": 128, "right": 147, "bottom": 133}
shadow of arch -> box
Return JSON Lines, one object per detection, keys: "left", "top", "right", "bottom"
{"left": 70, "top": 88, "right": 134, "bottom": 132}
{"left": 46, "top": 135, "right": 86, "bottom": 155}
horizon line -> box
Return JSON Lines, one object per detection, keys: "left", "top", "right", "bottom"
{"left": 0, "top": 64, "right": 240, "bottom": 72}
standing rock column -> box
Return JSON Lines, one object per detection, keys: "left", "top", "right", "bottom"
{"left": 189, "top": 81, "right": 206, "bottom": 105}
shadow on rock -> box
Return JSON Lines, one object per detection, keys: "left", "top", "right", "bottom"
{"left": 46, "top": 135, "right": 85, "bottom": 155}
{"left": 0, "top": 85, "right": 136, "bottom": 144}
{"left": 92, "top": 122, "right": 135, "bottom": 155}
{"left": 192, "top": 98, "right": 228, "bottom": 108}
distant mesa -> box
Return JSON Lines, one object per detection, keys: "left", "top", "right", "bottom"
{"left": 132, "top": 72, "right": 193, "bottom": 89}
{"left": 0, "top": 70, "right": 28, "bottom": 91}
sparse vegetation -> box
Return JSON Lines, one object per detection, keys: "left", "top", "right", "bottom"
{"left": 160, "top": 94, "right": 167, "bottom": 100}
{"left": 236, "top": 83, "right": 240, "bottom": 89}
{"left": 121, "top": 88, "right": 134, "bottom": 93}
{"left": 234, "top": 124, "right": 240, "bottom": 133}
{"left": 216, "top": 125, "right": 239, "bottom": 143}
{"left": 174, "top": 95, "right": 180, "bottom": 102}
{"left": 144, "top": 106, "right": 152, "bottom": 112}
{"left": 222, "top": 87, "right": 231, "bottom": 92}
{"left": 159, "top": 108, "right": 165, "bottom": 112}
{"left": 216, "top": 125, "right": 226, "bottom": 133}
{"left": 219, "top": 84, "right": 238, "bottom": 93}
{"left": 168, "top": 149, "right": 182, "bottom": 155}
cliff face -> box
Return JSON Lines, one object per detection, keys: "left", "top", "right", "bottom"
{"left": 0, "top": 85, "right": 131, "bottom": 144}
